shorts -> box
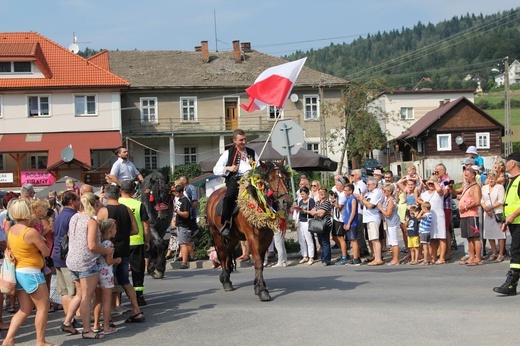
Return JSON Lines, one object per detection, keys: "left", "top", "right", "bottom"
{"left": 114, "top": 257, "right": 131, "bottom": 286}
{"left": 345, "top": 224, "right": 358, "bottom": 241}
{"left": 407, "top": 236, "right": 420, "bottom": 248}
{"left": 98, "top": 266, "right": 115, "bottom": 289}
{"left": 70, "top": 264, "right": 99, "bottom": 281}
{"left": 177, "top": 226, "right": 191, "bottom": 245}
{"left": 367, "top": 221, "right": 380, "bottom": 241}
{"left": 56, "top": 267, "right": 75, "bottom": 296}
{"left": 386, "top": 225, "right": 399, "bottom": 246}
{"left": 331, "top": 219, "right": 345, "bottom": 237}
{"left": 420, "top": 233, "right": 431, "bottom": 244}
{"left": 460, "top": 217, "right": 480, "bottom": 238}
{"left": 15, "top": 271, "right": 46, "bottom": 294}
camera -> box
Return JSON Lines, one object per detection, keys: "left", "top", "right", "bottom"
{"left": 443, "top": 180, "right": 455, "bottom": 186}
{"left": 422, "top": 179, "right": 427, "bottom": 184}
{"left": 329, "top": 190, "right": 338, "bottom": 198}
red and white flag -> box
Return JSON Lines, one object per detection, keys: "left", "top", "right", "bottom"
{"left": 241, "top": 57, "right": 307, "bottom": 112}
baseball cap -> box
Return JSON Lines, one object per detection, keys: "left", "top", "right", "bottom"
{"left": 466, "top": 146, "right": 478, "bottom": 155}
{"left": 504, "top": 152, "right": 520, "bottom": 162}
{"left": 464, "top": 158, "right": 475, "bottom": 166}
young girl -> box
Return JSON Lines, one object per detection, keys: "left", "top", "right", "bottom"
{"left": 93, "top": 219, "right": 120, "bottom": 335}
{"left": 207, "top": 246, "right": 220, "bottom": 269}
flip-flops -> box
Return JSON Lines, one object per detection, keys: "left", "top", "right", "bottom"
{"left": 466, "top": 261, "right": 483, "bottom": 266}
{"left": 125, "top": 312, "right": 145, "bottom": 323}
{"left": 82, "top": 331, "right": 105, "bottom": 339}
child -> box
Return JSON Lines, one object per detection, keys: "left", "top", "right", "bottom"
{"left": 406, "top": 206, "right": 420, "bottom": 265}
{"left": 93, "top": 219, "right": 121, "bottom": 335}
{"left": 207, "top": 246, "right": 220, "bottom": 269}
{"left": 417, "top": 202, "right": 433, "bottom": 266}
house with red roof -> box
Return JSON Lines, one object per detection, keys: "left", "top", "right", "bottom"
{"left": 0, "top": 32, "right": 130, "bottom": 187}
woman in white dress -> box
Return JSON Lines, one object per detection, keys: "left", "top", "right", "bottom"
{"left": 417, "top": 177, "right": 447, "bottom": 264}
{"left": 480, "top": 172, "right": 506, "bottom": 262}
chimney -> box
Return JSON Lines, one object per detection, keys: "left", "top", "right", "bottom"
{"left": 241, "top": 42, "right": 251, "bottom": 52}
{"left": 233, "top": 40, "right": 242, "bottom": 63}
{"left": 444, "top": 98, "right": 450, "bottom": 104}
{"left": 201, "top": 41, "right": 209, "bottom": 63}
{"left": 439, "top": 100, "right": 444, "bottom": 107}
{"left": 194, "top": 46, "right": 201, "bottom": 52}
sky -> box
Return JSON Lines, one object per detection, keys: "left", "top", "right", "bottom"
{"left": 1, "top": 0, "right": 519, "bottom": 56}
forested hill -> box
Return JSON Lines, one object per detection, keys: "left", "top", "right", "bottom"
{"left": 284, "top": 8, "right": 520, "bottom": 91}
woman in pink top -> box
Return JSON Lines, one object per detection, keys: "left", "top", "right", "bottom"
{"left": 450, "top": 167, "right": 482, "bottom": 265}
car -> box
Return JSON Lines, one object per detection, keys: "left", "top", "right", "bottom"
{"left": 362, "top": 159, "right": 383, "bottom": 175}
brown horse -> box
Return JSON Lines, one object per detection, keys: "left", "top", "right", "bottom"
{"left": 206, "top": 161, "right": 292, "bottom": 301}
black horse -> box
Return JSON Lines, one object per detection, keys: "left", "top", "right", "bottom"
{"left": 140, "top": 171, "right": 173, "bottom": 279}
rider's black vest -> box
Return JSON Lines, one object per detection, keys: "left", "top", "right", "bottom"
{"left": 225, "top": 146, "right": 256, "bottom": 184}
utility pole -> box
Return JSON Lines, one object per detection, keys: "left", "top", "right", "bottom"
{"left": 503, "top": 57, "right": 512, "bottom": 156}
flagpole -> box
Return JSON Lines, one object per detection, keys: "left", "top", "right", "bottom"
{"left": 257, "top": 108, "right": 284, "bottom": 162}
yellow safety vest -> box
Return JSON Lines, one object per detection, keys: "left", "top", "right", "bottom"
{"left": 504, "top": 175, "right": 520, "bottom": 224}
{"left": 119, "top": 197, "right": 144, "bottom": 245}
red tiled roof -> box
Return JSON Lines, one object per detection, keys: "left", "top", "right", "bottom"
{"left": 87, "top": 50, "right": 110, "bottom": 71}
{"left": 0, "top": 131, "right": 121, "bottom": 169}
{"left": 0, "top": 32, "right": 129, "bottom": 89}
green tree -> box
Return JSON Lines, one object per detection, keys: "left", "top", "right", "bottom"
{"left": 322, "top": 81, "right": 387, "bottom": 172}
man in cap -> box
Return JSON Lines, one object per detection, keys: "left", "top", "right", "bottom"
{"left": 494, "top": 153, "right": 520, "bottom": 295}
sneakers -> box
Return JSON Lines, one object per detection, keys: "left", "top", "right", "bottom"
{"left": 71, "top": 317, "right": 83, "bottom": 330}
{"left": 179, "top": 263, "right": 189, "bottom": 269}
{"left": 335, "top": 259, "right": 348, "bottom": 266}
{"left": 347, "top": 258, "right": 362, "bottom": 266}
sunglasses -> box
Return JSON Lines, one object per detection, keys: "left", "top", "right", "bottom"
{"left": 311, "top": 184, "right": 317, "bottom": 187}
{"left": 434, "top": 171, "right": 439, "bottom": 175}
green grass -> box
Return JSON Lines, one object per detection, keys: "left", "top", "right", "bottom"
{"left": 486, "top": 108, "right": 520, "bottom": 142}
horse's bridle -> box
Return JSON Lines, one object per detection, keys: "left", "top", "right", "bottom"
{"left": 267, "top": 167, "right": 289, "bottom": 199}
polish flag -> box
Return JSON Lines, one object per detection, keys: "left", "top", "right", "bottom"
{"left": 241, "top": 57, "right": 307, "bottom": 112}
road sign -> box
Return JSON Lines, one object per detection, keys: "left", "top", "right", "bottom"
{"left": 271, "top": 120, "right": 304, "bottom": 156}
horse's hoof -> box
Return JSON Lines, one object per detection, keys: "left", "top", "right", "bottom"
{"left": 258, "top": 291, "right": 271, "bottom": 301}
{"left": 223, "top": 282, "right": 234, "bottom": 292}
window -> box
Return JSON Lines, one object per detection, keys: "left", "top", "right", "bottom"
{"left": 268, "top": 106, "right": 281, "bottom": 120}
{"left": 0, "top": 154, "right": 4, "bottom": 170}
{"left": 180, "top": 97, "right": 197, "bottom": 121}
{"left": 144, "top": 148, "right": 158, "bottom": 169}
{"left": 184, "top": 147, "right": 197, "bottom": 164}
{"left": 304, "top": 95, "right": 319, "bottom": 120}
{"left": 400, "top": 107, "right": 414, "bottom": 120}
{"left": 476, "top": 132, "right": 490, "bottom": 149}
{"left": 29, "top": 155, "right": 47, "bottom": 169}
{"left": 307, "top": 143, "right": 319, "bottom": 153}
{"left": 140, "top": 97, "right": 158, "bottom": 124}
{"left": 27, "top": 96, "right": 50, "bottom": 117}
{"left": 75, "top": 95, "right": 97, "bottom": 116}
{"left": 436, "top": 134, "right": 452, "bottom": 151}
{"left": 0, "top": 61, "right": 31, "bottom": 73}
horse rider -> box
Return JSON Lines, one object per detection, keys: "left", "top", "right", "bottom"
{"left": 214, "top": 129, "right": 259, "bottom": 236}
{"left": 106, "top": 146, "right": 144, "bottom": 187}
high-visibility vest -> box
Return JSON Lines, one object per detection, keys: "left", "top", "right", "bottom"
{"left": 504, "top": 175, "right": 520, "bottom": 224}
{"left": 119, "top": 197, "right": 144, "bottom": 245}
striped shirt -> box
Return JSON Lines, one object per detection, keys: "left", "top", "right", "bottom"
{"left": 419, "top": 212, "right": 433, "bottom": 233}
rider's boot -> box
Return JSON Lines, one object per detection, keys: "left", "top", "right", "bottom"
{"left": 220, "top": 219, "right": 231, "bottom": 237}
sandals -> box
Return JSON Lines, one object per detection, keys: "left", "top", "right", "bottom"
{"left": 367, "top": 261, "right": 384, "bottom": 266}
{"left": 299, "top": 257, "right": 309, "bottom": 264}
{"left": 466, "top": 261, "right": 483, "bottom": 266}
{"left": 494, "top": 255, "right": 505, "bottom": 263}
{"left": 488, "top": 254, "right": 498, "bottom": 261}
{"left": 60, "top": 323, "right": 78, "bottom": 335}
{"left": 82, "top": 330, "right": 105, "bottom": 339}
{"left": 125, "top": 312, "right": 145, "bottom": 323}
{"left": 418, "top": 261, "right": 430, "bottom": 266}
{"left": 434, "top": 260, "right": 446, "bottom": 265}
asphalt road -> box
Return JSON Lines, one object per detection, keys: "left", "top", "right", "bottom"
{"left": 3, "top": 252, "right": 518, "bottom": 346}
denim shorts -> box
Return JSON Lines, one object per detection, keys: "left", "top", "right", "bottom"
{"left": 114, "top": 257, "right": 131, "bottom": 286}
{"left": 15, "top": 271, "right": 46, "bottom": 294}
{"left": 70, "top": 264, "right": 100, "bottom": 281}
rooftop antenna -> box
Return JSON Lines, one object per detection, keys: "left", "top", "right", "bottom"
{"left": 214, "top": 10, "right": 218, "bottom": 52}
{"left": 68, "top": 32, "right": 91, "bottom": 54}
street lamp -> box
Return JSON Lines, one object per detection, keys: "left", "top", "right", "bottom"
{"left": 492, "top": 57, "right": 512, "bottom": 156}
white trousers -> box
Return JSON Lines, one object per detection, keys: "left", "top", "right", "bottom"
{"left": 297, "top": 220, "right": 315, "bottom": 258}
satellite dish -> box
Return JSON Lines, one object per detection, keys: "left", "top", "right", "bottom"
{"left": 68, "top": 43, "right": 80, "bottom": 54}
{"left": 290, "top": 93, "right": 299, "bottom": 103}
{"left": 61, "top": 147, "right": 75, "bottom": 162}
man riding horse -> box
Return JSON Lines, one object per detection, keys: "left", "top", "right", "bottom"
{"left": 214, "top": 129, "right": 259, "bottom": 236}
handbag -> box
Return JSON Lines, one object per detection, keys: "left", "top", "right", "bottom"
{"left": 308, "top": 218, "right": 327, "bottom": 234}
{"left": 494, "top": 213, "right": 504, "bottom": 224}
{"left": 49, "top": 274, "right": 62, "bottom": 304}
{"left": 0, "top": 248, "right": 16, "bottom": 295}
{"left": 60, "top": 234, "right": 69, "bottom": 261}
